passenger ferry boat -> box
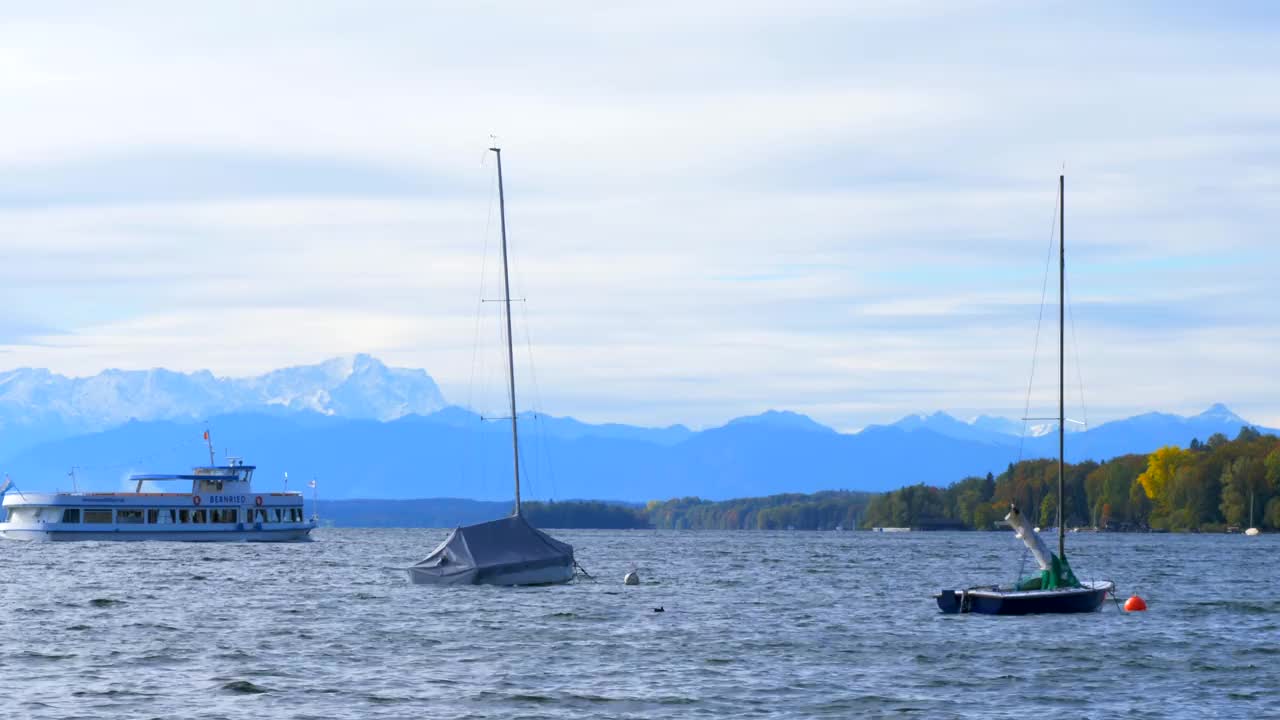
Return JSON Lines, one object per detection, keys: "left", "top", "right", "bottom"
{"left": 0, "top": 438, "right": 315, "bottom": 542}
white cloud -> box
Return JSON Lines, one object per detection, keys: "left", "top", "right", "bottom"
{"left": 0, "top": 1, "right": 1277, "bottom": 430}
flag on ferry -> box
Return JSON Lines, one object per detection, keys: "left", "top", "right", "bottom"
{"left": 0, "top": 475, "right": 11, "bottom": 495}
{"left": 307, "top": 479, "right": 317, "bottom": 489}
{"left": 202, "top": 430, "right": 209, "bottom": 441}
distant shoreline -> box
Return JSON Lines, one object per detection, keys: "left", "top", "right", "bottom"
{"left": 310, "top": 423, "right": 1278, "bottom": 535}
{"left": 310, "top": 497, "right": 1265, "bottom": 534}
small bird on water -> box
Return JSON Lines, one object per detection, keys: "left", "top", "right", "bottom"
{"left": 653, "top": 606, "right": 664, "bottom": 613}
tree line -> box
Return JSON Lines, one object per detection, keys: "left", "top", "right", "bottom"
{"left": 521, "top": 492, "right": 873, "bottom": 530}
{"left": 522, "top": 500, "right": 651, "bottom": 529}
{"left": 519, "top": 428, "right": 1280, "bottom": 532}
{"left": 861, "top": 427, "right": 1280, "bottom": 531}
{"left": 644, "top": 491, "right": 872, "bottom": 530}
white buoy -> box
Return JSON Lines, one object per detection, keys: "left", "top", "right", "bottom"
{"left": 1245, "top": 527, "right": 1260, "bottom": 536}
{"left": 624, "top": 570, "right": 640, "bottom": 585}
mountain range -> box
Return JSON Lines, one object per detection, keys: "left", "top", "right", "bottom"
{"left": 0, "top": 354, "right": 444, "bottom": 458}
{"left": 0, "top": 356, "right": 1273, "bottom": 501}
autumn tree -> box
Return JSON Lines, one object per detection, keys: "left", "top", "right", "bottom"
{"left": 1039, "top": 493, "right": 1057, "bottom": 528}
{"left": 1220, "top": 456, "right": 1265, "bottom": 527}
{"left": 1267, "top": 498, "right": 1280, "bottom": 529}
{"left": 1137, "top": 445, "right": 1195, "bottom": 515}
{"left": 1128, "top": 477, "right": 1152, "bottom": 526}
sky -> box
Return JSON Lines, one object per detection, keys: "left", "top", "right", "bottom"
{"left": 1, "top": 1, "right": 1278, "bottom": 430}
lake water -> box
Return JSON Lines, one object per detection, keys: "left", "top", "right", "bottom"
{"left": 1, "top": 529, "right": 1275, "bottom": 719}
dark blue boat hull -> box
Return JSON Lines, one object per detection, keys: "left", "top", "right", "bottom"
{"left": 936, "top": 582, "right": 1112, "bottom": 615}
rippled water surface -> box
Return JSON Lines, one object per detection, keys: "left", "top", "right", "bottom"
{"left": 1, "top": 529, "right": 1276, "bottom": 718}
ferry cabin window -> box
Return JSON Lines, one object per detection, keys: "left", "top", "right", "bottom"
{"left": 249, "top": 508, "right": 267, "bottom": 523}
{"left": 84, "top": 509, "right": 113, "bottom": 524}
{"left": 211, "top": 509, "right": 237, "bottom": 524}
{"left": 62, "top": 508, "right": 81, "bottom": 523}
{"left": 22, "top": 507, "right": 61, "bottom": 522}
{"left": 191, "top": 509, "right": 207, "bottom": 523}
{"left": 117, "top": 509, "right": 144, "bottom": 524}
{"left": 10, "top": 507, "right": 70, "bottom": 523}
{"left": 147, "top": 509, "right": 176, "bottom": 524}
{"left": 178, "top": 509, "right": 191, "bottom": 524}
{"left": 272, "top": 508, "right": 285, "bottom": 523}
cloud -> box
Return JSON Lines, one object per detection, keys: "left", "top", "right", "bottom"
{"left": 0, "top": 150, "right": 439, "bottom": 208}
{"left": 0, "top": 1, "right": 1277, "bottom": 430}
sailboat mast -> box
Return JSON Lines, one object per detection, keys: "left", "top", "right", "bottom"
{"left": 1058, "top": 174, "right": 1066, "bottom": 559}
{"left": 491, "top": 146, "right": 522, "bottom": 517}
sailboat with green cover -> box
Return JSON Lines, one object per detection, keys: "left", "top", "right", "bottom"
{"left": 936, "top": 175, "right": 1114, "bottom": 615}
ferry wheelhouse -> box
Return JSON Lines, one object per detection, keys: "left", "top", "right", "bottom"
{"left": 0, "top": 455, "right": 314, "bottom": 543}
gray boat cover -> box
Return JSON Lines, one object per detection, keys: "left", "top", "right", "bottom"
{"left": 410, "top": 514, "right": 574, "bottom": 585}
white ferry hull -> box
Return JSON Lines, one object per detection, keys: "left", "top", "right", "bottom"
{"left": 0, "top": 525, "right": 313, "bottom": 542}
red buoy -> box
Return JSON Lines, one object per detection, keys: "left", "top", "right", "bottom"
{"left": 1124, "top": 595, "right": 1147, "bottom": 612}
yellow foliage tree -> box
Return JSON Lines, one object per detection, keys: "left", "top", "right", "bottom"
{"left": 1137, "top": 445, "right": 1194, "bottom": 512}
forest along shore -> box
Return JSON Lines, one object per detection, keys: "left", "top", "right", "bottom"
{"left": 311, "top": 429, "right": 1279, "bottom": 532}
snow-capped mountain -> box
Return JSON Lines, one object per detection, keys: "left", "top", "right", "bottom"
{"left": 964, "top": 415, "right": 1077, "bottom": 438}
{"left": 876, "top": 404, "right": 1264, "bottom": 452}
{"left": 968, "top": 414, "right": 1025, "bottom": 436}
{"left": 237, "top": 355, "right": 445, "bottom": 421}
{"left": 886, "top": 411, "right": 1019, "bottom": 446}
{"left": 0, "top": 354, "right": 445, "bottom": 456}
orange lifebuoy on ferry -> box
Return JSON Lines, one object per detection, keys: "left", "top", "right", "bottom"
{"left": 255, "top": 496, "right": 263, "bottom": 507}
{"left": 192, "top": 496, "right": 202, "bottom": 506}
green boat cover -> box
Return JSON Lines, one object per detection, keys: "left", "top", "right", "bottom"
{"left": 1016, "top": 552, "right": 1082, "bottom": 591}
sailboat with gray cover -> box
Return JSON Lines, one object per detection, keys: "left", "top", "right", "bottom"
{"left": 409, "top": 514, "right": 574, "bottom": 585}
{"left": 407, "top": 145, "right": 574, "bottom": 586}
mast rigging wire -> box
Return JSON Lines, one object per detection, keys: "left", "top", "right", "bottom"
{"left": 1008, "top": 176, "right": 1092, "bottom": 529}
{"left": 464, "top": 159, "right": 500, "bottom": 498}
{"left": 1014, "top": 187, "right": 1062, "bottom": 469}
